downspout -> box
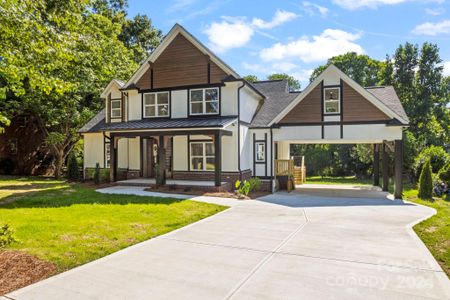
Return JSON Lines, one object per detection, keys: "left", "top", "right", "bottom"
{"left": 237, "top": 81, "right": 245, "bottom": 181}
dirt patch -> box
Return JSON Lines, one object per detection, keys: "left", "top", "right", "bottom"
{"left": 144, "top": 186, "right": 269, "bottom": 200}
{"left": 0, "top": 250, "right": 56, "bottom": 295}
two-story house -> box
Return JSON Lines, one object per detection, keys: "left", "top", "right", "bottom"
{"left": 80, "top": 24, "right": 409, "bottom": 197}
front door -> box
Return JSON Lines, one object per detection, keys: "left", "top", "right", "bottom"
{"left": 144, "top": 138, "right": 158, "bottom": 178}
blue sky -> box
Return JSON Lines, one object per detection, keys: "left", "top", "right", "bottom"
{"left": 127, "top": 0, "right": 450, "bottom": 87}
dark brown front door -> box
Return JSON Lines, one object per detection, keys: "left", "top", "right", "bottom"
{"left": 144, "top": 138, "right": 158, "bottom": 178}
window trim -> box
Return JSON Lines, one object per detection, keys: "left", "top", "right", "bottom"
{"left": 323, "top": 87, "right": 341, "bottom": 115}
{"left": 255, "top": 142, "right": 266, "bottom": 163}
{"left": 104, "top": 142, "right": 111, "bottom": 168}
{"left": 110, "top": 99, "right": 122, "bottom": 118}
{"left": 189, "top": 87, "right": 220, "bottom": 116}
{"left": 143, "top": 91, "right": 170, "bottom": 118}
{"left": 189, "top": 141, "right": 215, "bottom": 172}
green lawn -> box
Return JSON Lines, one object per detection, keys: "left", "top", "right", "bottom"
{"left": 0, "top": 176, "right": 226, "bottom": 271}
{"left": 403, "top": 187, "right": 450, "bottom": 276}
{"left": 306, "top": 176, "right": 372, "bottom": 185}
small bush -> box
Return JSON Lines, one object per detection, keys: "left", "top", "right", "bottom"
{"left": 414, "top": 145, "right": 449, "bottom": 178}
{"left": 438, "top": 163, "right": 450, "bottom": 185}
{"left": 0, "top": 224, "right": 17, "bottom": 248}
{"left": 93, "top": 163, "right": 100, "bottom": 185}
{"left": 418, "top": 160, "right": 433, "bottom": 200}
{"left": 248, "top": 177, "right": 261, "bottom": 192}
{"left": 66, "top": 152, "right": 79, "bottom": 181}
{"left": 235, "top": 177, "right": 261, "bottom": 196}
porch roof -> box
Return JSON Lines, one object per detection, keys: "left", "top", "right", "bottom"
{"left": 80, "top": 114, "right": 237, "bottom": 133}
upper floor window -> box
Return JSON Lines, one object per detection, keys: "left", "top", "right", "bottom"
{"left": 144, "top": 92, "right": 169, "bottom": 118}
{"left": 110, "top": 99, "right": 122, "bottom": 118}
{"left": 324, "top": 87, "right": 340, "bottom": 114}
{"left": 190, "top": 88, "right": 219, "bottom": 115}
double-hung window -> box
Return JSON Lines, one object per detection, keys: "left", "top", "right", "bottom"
{"left": 324, "top": 87, "right": 340, "bottom": 114}
{"left": 144, "top": 92, "right": 169, "bottom": 117}
{"left": 105, "top": 142, "right": 111, "bottom": 168}
{"left": 190, "top": 88, "right": 219, "bottom": 115}
{"left": 255, "top": 142, "right": 265, "bottom": 162}
{"left": 110, "top": 99, "right": 122, "bottom": 118}
{"left": 190, "top": 142, "right": 215, "bottom": 171}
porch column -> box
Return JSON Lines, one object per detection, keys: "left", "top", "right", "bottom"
{"left": 110, "top": 135, "right": 118, "bottom": 182}
{"left": 394, "top": 139, "right": 403, "bottom": 199}
{"left": 382, "top": 142, "right": 389, "bottom": 192}
{"left": 158, "top": 135, "right": 166, "bottom": 185}
{"left": 373, "top": 144, "right": 380, "bottom": 186}
{"left": 214, "top": 131, "right": 222, "bottom": 187}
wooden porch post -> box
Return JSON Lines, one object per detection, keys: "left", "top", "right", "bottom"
{"left": 214, "top": 131, "right": 222, "bottom": 187}
{"left": 373, "top": 144, "right": 380, "bottom": 186}
{"left": 110, "top": 135, "right": 118, "bottom": 182}
{"left": 382, "top": 142, "right": 389, "bottom": 192}
{"left": 394, "top": 139, "right": 403, "bottom": 199}
{"left": 158, "top": 135, "right": 166, "bottom": 185}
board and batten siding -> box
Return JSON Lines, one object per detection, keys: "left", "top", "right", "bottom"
{"left": 279, "top": 84, "right": 322, "bottom": 123}
{"left": 135, "top": 34, "right": 228, "bottom": 90}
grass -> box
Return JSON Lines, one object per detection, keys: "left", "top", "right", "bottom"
{"left": 403, "top": 186, "right": 450, "bottom": 277}
{"left": 0, "top": 176, "right": 226, "bottom": 272}
{"left": 306, "top": 175, "right": 372, "bottom": 185}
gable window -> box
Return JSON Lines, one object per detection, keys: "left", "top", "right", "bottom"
{"left": 190, "top": 88, "right": 219, "bottom": 115}
{"left": 144, "top": 92, "right": 169, "bottom": 118}
{"left": 110, "top": 99, "right": 122, "bottom": 118}
{"left": 324, "top": 87, "right": 340, "bottom": 114}
{"left": 190, "top": 141, "right": 215, "bottom": 171}
{"left": 255, "top": 142, "right": 265, "bottom": 162}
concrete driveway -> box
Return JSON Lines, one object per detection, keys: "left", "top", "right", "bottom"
{"left": 5, "top": 188, "right": 450, "bottom": 300}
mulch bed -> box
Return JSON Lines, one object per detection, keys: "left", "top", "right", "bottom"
{"left": 144, "top": 185, "right": 269, "bottom": 200}
{"left": 0, "top": 250, "right": 56, "bottom": 295}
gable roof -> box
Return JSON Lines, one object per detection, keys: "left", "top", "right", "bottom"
{"left": 250, "top": 80, "right": 299, "bottom": 127}
{"left": 79, "top": 109, "right": 105, "bottom": 133}
{"left": 100, "top": 79, "right": 125, "bottom": 98}
{"left": 123, "top": 24, "right": 240, "bottom": 89}
{"left": 365, "top": 86, "right": 409, "bottom": 123}
{"left": 269, "top": 65, "right": 409, "bottom": 126}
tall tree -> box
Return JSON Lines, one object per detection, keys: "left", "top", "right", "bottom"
{"left": 243, "top": 75, "right": 259, "bottom": 82}
{"left": 310, "top": 52, "right": 383, "bottom": 87}
{"left": 267, "top": 73, "right": 301, "bottom": 91}
{"left": 378, "top": 55, "right": 394, "bottom": 86}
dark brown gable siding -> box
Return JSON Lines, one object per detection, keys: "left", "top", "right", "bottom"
{"left": 342, "top": 82, "right": 390, "bottom": 121}
{"left": 279, "top": 84, "right": 322, "bottom": 123}
{"left": 136, "top": 68, "right": 152, "bottom": 90}
{"left": 210, "top": 62, "right": 228, "bottom": 83}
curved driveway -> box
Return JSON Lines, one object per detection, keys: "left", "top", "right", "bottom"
{"left": 6, "top": 187, "right": 450, "bottom": 299}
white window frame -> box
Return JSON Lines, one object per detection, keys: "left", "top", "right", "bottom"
{"left": 190, "top": 141, "right": 215, "bottom": 171}
{"left": 323, "top": 87, "right": 340, "bottom": 114}
{"left": 105, "top": 142, "right": 110, "bottom": 168}
{"left": 143, "top": 92, "right": 170, "bottom": 118}
{"left": 110, "top": 99, "right": 122, "bottom": 118}
{"left": 189, "top": 87, "right": 219, "bottom": 116}
{"left": 255, "top": 142, "right": 265, "bottom": 162}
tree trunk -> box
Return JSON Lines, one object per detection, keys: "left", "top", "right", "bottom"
{"left": 53, "top": 149, "right": 65, "bottom": 179}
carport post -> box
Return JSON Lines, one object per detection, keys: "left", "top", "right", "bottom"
{"left": 394, "top": 139, "right": 403, "bottom": 199}
{"left": 382, "top": 142, "right": 389, "bottom": 192}
{"left": 373, "top": 144, "right": 380, "bottom": 186}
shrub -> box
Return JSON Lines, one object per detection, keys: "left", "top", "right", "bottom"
{"left": 248, "top": 177, "right": 261, "bottom": 192}
{"left": 418, "top": 160, "right": 433, "bottom": 200}
{"left": 414, "top": 145, "right": 449, "bottom": 178}
{"left": 235, "top": 177, "right": 261, "bottom": 196}
{"left": 66, "top": 152, "right": 79, "bottom": 181}
{"left": 0, "top": 224, "right": 16, "bottom": 248}
{"left": 438, "top": 163, "right": 450, "bottom": 184}
{"left": 93, "top": 163, "right": 100, "bottom": 185}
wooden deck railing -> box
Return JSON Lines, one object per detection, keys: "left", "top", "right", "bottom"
{"left": 274, "top": 157, "right": 306, "bottom": 192}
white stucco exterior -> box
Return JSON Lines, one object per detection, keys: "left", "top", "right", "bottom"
{"left": 171, "top": 90, "right": 188, "bottom": 118}
{"left": 83, "top": 133, "right": 104, "bottom": 168}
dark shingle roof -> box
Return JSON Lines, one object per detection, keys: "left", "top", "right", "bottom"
{"left": 81, "top": 115, "right": 237, "bottom": 133}
{"left": 365, "top": 86, "right": 409, "bottom": 123}
{"left": 250, "top": 80, "right": 299, "bottom": 127}
{"left": 79, "top": 109, "right": 106, "bottom": 133}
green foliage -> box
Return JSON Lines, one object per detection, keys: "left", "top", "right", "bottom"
{"left": 0, "top": 224, "right": 16, "bottom": 248}
{"left": 243, "top": 75, "right": 259, "bottom": 82}
{"left": 94, "top": 163, "right": 101, "bottom": 185}
{"left": 438, "top": 163, "right": 450, "bottom": 185}
{"left": 235, "top": 177, "right": 261, "bottom": 196}
{"left": 248, "top": 177, "right": 261, "bottom": 192}
{"left": 67, "top": 152, "right": 80, "bottom": 181}
{"left": 414, "top": 145, "right": 449, "bottom": 176}
{"left": 267, "top": 73, "right": 301, "bottom": 91}
{"left": 418, "top": 160, "right": 433, "bottom": 200}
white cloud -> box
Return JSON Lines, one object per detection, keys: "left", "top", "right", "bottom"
{"left": 204, "top": 18, "right": 254, "bottom": 53}
{"left": 412, "top": 19, "right": 450, "bottom": 36}
{"left": 166, "top": 0, "right": 197, "bottom": 13}
{"left": 204, "top": 10, "right": 298, "bottom": 53}
{"left": 332, "top": 0, "right": 407, "bottom": 10}
{"left": 443, "top": 61, "right": 450, "bottom": 77}
{"left": 271, "top": 62, "right": 298, "bottom": 72}
{"left": 251, "top": 10, "right": 298, "bottom": 29}
{"left": 300, "top": 1, "right": 329, "bottom": 17}
{"left": 425, "top": 7, "right": 445, "bottom": 16}
{"left": 259, "top": 29, "right": 364, "bottom": 63}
